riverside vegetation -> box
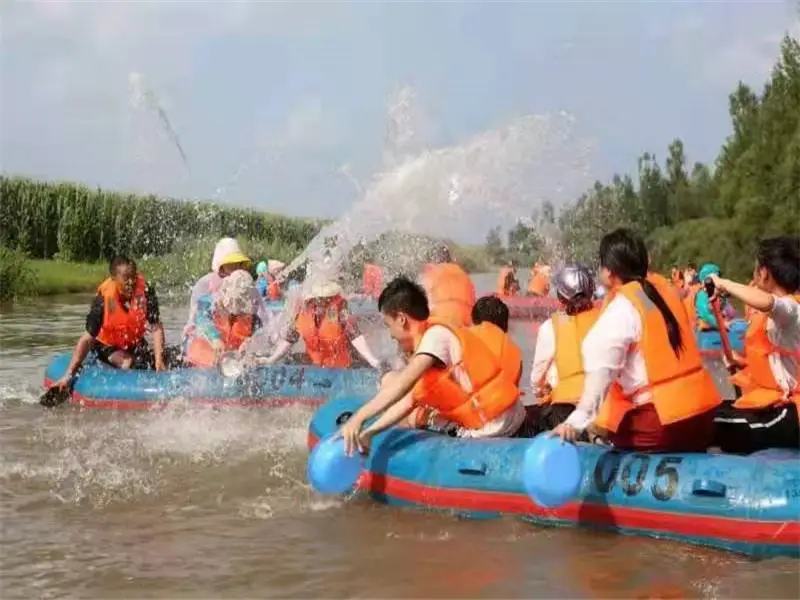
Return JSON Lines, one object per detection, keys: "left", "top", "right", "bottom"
{"left": 485, "top": 36, "right": 799, "bottom": 279}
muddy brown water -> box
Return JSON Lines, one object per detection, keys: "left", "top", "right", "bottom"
{"left": 1, "top": 277, "right": 797, "bottom": 599}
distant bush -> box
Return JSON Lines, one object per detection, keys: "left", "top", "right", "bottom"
{"left": 0, "top": 246, "right": 35, "bottom": 301}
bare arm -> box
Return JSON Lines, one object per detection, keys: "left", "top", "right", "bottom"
{"left": 351, "top": 335, "right": 381, "bottom": 368}
{"left": 710, "top": 275, "right": 774, "bottom": 313}
{"left": 151, "top": 322, "right": 166, "bottom": 369}
{"left": 348, "top": 354, "right": 436, "bottom": 428}
{"left": 63, "top": 333, "right": 94, "bottom": 380}
{"left": 362, "top": 395, "right": 416, "bottom": 437}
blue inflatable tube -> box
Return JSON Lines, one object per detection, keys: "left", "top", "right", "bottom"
{"left": 43, "top": 353, "right": 378, "bottom": 410}
{"left": 695, "top": 318, "right": 747, "bottom": 355}
{"left": 308, "top": 396, "right": 800, "bottom": 559}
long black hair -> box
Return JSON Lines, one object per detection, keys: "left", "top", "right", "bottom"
{"left": 599, "top": 229, "right": 684, "bottom": 356}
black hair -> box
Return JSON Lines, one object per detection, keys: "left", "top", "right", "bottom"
{"left": 472, "top": 296, "right": 510, "bottom": 332}
{"left": 687, "top": 262, "right": 697, "bottom": 270}
{"left": 757, "top": 236, "right": 800, "bottom": 293}
{"left": 109, "top": 255, "right": 136, "bottom": 275}
{"left": 378, "top": 276, "right": 430, "bottom": 321}
{"left": 599, "top": 228, "right": 684, "bottom": 356}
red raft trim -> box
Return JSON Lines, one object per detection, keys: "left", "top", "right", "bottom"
{"left": 44, "top": 378, "right": 326, "bottom": 410}
{"left": 358, "top": 473, "right": 799, "bottom": 547}
{"left": 306, "top": 431, "right": 798, "bottom": 548}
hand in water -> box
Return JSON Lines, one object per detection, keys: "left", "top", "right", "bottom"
{"left": 49, "top": 375, "right": 71, "bottom": 390}
{"left": 340, "top": 418, "right": 365, "bottom": 456}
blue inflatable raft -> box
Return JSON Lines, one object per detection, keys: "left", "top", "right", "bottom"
{"left": 43, "top": 353, "right": 378, "bottom": 410}
{"left": 695, "top": 318, "right": 747, "bottom": 356}
{"left": 308, "top": 396, "right": 800, "bottom": 558}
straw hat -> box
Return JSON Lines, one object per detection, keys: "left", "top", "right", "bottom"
{"left": 214, "top": 270, "right": 256, "bottom": 315}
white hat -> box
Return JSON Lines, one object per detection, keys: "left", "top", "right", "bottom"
{"left": 304, "top": 280, "right": 343, "bottom": 300}
{"left": 211, "top": 238, "right": 250, "bottom": 273}
{"left": 214, "top": 270, "right": 256, "bottom": 315}
{"left": 267, "top": 259, "right": 285, "bottom": 276}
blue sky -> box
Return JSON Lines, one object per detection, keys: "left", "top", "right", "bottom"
{"left": 2, "top": 1, "right": 797, "bottom": 236}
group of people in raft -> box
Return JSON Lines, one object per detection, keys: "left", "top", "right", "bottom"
{"left": 49, "top": 230, "right": 798, "bottom": 456}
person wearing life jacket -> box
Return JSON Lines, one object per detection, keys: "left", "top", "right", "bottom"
{"left": 48, "top": 256, "right": 169, "bottom": 391}
{"left": 551, "top": 229, "right": 721, "bottom": 452}
{"left": 496, "top": 260, "right": 520, "bottom": 297}
{"left": 362, "top": 263, "right": 384, "bottom": 300}
{"left": 338, "top": 277, "right": 526, "bottom": 454}
{"left": 471, "top": 296, "right": 523, "bottom": 385}
{"left": 262, "top": 279, "right": 382, "bottom": 369}
{"left": 670, "top": 267, "right": 685, "bottom": 291}
{"left": 530, "top": 265, "right": 601, "bottom": 434}
{"left": 527, "top": 263, "right": 552, "bottom": 297}
{"left": 684, "top": 262, "right": 698, "bottom": 287}
{"left": 685, "top": 263, "right": 734, "bottom": 332}
{"left": 710, "top": 236, "right": 800, "bottom": 453}
{"left": 183, "top": 270, "right": 264, "bottom": 368}
{"left": 418, "top": 245, "right": 476, "bottom": 328}
{"left": 184, "top": 238, "right": 272, "bottom": 342}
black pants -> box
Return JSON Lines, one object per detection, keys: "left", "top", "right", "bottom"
{"left": 713, "top": 400, "right": 800, "bottom": 454}
{"left": 513, "top": 403, "right": 586, "bottom": 439}
{"left": 94, "top": 340, "right": 183, "bottom": 370}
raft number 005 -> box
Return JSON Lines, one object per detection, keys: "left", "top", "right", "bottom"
{"left": 593, "top": 452, "right": 683, "bottom": 501}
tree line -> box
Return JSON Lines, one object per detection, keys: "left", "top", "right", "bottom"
{"left": 485, "top": 35, "right": 799, "bottom": 281}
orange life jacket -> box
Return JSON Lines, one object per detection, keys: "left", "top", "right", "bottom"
{"left": 682, "top": 283, "right": 705, "bottom": 329}
{"left": 420, "top": 263, "right": 476, "bottom": 328}
{"left": 411, "top": 319, "right": 520, "bottom": 429}
{"left": 95, "top": 275, "right": 148, "bottom": 349}
{"left": 185, "top": 314, "right": 255, "bottom": 368}
{"left": 528, "top": 267, "right": 551, "bottom": 296}
{"left": 295, "top": 296, "right": 351, "bottom": 368}
{"left": 594, "top": 277, "right": 721, "bottom": 433}
{"left": 362, "top": 264, "right": 384, "bottom": 299}
{"left": 267, "top": 279, "right": 281, "bottom": 300}
{"left": 496, "top": 267, "right": 518, "bottom": 296}
{"left": 544, "top": 307, "right": 602, "bottom": 405}
{"left": 470, "top": 321, "right": 523, "bottom": 385}
{"left": 731, "top": 295, "right": 800, "bottom": 414}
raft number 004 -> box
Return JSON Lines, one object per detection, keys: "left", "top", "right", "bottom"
{"left": 593, "top": 452, "right": 683, "bottom": 501}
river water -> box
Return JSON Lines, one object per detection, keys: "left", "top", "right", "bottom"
{"left": 1, "top": 275, "right": 797, "bottom": 599}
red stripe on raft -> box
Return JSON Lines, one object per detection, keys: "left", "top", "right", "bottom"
{"left": 357, "top": 473, "right": 799, "bottom": 547}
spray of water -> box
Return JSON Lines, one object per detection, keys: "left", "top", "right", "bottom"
{"left": 128, "top": 71, "right": 191, "bottom": 173}
{"left": 282, "top": 108, "right": 594, "bottom": 288}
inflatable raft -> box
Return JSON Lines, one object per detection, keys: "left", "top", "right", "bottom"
{"left": 696, "top": 318, "right": 746, "bottom": 356}
{"left": 307, "top": 396, "right": 800, "bottom": 558}
{"left": 43, "top": 353, "right": 378, "bottom": 410}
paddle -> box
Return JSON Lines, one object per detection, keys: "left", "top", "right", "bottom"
{"left": 40, "top": 372, "right": 77, "bottom": 408}
{"left": 704, "top": 277, "right": 738, "bottom": 373}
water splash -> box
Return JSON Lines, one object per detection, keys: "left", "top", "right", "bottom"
{"left": 282, "top": 108, "right": 594, "bottom": 287}
{"left": 128, "top": 71, "right": 191, "bottom": 174}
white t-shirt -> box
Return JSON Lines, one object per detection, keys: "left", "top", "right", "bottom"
{"left": 564, "top": 294, "right": 651, "bottom": 430}
{"left": 530, "top": 318, "right": 558, "bottom": 391}
{"left": 414, "top": 325, "right": 526, "bottom": 438}
{"left": 765, "top": 295, "right": 800, "bottom": 394}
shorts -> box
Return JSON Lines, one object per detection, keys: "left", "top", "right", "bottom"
{"left": 93, "top": 340, "right": 182, "bottom": 370}
{"left": 609, "top": 404, "right": 716, "bottom": 453}
{"left": 713, "top": 401, "right": 799, "bottom": 454}
{"left": 414, "top": 402, "right": 526, "bottom": 439}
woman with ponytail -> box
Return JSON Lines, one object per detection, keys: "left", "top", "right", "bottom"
{"left": 551, "top": 229, "right": 720, "bottom": 452}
